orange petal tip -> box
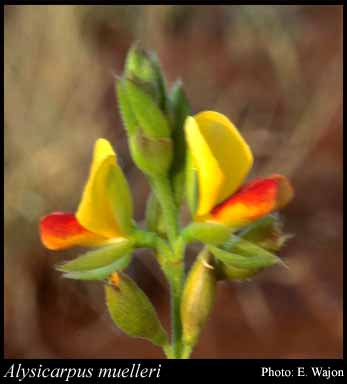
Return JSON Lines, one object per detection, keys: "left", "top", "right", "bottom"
{"left": 40, "top": 212, "right": 108, "bottom": 250}
{"left": 209, "top": 175, "right": 294, "bottom": 228}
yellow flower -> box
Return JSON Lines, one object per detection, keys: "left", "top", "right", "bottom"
{"left": 185, "top": 111, "right": 294, "bottom": 228}
{"left": 40, "top": 138, "right": 133, "bottom": 250}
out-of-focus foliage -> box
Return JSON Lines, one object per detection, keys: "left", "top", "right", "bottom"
{"left": 4, "top": 5, "right": 342, "bottom": 358}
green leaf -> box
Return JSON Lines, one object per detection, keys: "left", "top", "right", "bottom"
{"left": 56, "top": 240, "right": 133, "bottom": 272}
{"left": 182, "top": 222, "right": 232, "bottom": 245}
{"left": 105, "top": 273, "right": 169, "bottom": 347}
{"left": 107, "top": 166, "right": 134, "bottom": 235}
{"left": 61, "top": 254, "right": 132, "bottom": 281}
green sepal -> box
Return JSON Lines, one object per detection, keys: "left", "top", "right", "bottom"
{"left": 239, "top": 214, "right": 292, "bottom": 252}
{"left": 168, "top": 80, "right": 192, "bottom": 204}
{"left": 116, "top": 79, "right": 138, "bottom": 136}
{"left": 56, "top": 240, "right": 133, "bottom": 273}
{"left": 105, "top": 273, "right": 169, "bottom": 347}
{"left": 107, "top": 167, "right": 134, "bottom": 235}
{"left": 61, "top": 254, "right": 132, "bottom": 281}
{"left": 182, "top": 222, "right": 232, "bottom": 245}
{"left": 214, "top": 259, "right": 259, "bottom": 281}
{"left": 210, "top": 236, "right": 280, "bottom": 270}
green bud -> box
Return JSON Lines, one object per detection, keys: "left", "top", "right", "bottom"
{"left": 182, "top": 222, "right": 232, "bottom": 245}
{"left": 168, "top": 80, "right": 192, "bottom": 204}
{"left": 116, "top": 78, "right": 173, "bottom": 176}
{"left": 125, "top": 43, "right": 167, "bottom": 112}
{"left": 239, "top": 214, "right": 292, "bottom": 252}
{"left": 116, "top": 78, "right": 138, "bottom": 136}
{"left": 105, "top": 273, "right": 169, "bottom": 347}
{"left": 56, "top": 240, "right": 133, "bottom": 281}
{"left": 129, "top": 131, "right": 173, "bottom": 176}
{"left": 181, "top": 249, "right": 216, "bottom": 348}
{"left": 121, "top": 78, "right": 170, "bottom": 138}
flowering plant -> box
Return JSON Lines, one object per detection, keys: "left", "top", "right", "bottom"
{"left": 39, "top": 45, "right": 293, "bottom": 359}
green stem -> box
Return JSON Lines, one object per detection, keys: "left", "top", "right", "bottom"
{"left": 167, "top": 259, "right": 184, "bottom": 358}
{"left": 163, "top": 344, "right": 175, "bottom": 359}
{"left": 151, "top": 176, "right": 178, "bottom": 245}
{"left": 151, "top": 175, "right": 186, "bottom": 358}
{"left": 181, "top": 344, "right": 193, "bottom": 359}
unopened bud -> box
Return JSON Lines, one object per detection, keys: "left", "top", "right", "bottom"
{"left": 181, "top": 250, "right": 216, "bottom": 348}
{"left": 105, "top": 272, "right": 168, "bottom": 347}
{"left": 125, "top": 43, "right": 167, "bottom": 111}
{"left": 116, "top": 78, "right": 172, "bottom": 177}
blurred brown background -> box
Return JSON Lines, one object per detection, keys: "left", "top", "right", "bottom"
{"left": 4, "top": 5, "right": 342, "bottom": 358}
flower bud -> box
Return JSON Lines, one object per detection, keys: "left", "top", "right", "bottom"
{"left": 105, "top": 272, "right": 169, "bottom": 347}
{"left": 181, "top": 250, "right": 216, "bottom": 348}
{"left": 128, "top": 131, "right": 173, "bottom": 177}
{"left": 125, "top": 44, "right": 167, "bottom": 112}
{"left": 116, "top": 78, "right": 173, "bottom": 177}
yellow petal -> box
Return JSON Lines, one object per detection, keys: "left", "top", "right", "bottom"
{"left": 185, "top": 111, "right": 253, "bottom": 216}
{"left": 76, "top": 138, "right": 123, "bottom": 238}
{"left": 185, "top": 116, "right": 224, "bottom": 216}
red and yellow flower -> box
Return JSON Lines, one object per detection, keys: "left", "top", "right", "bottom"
{"left": 184, "top": 111, "right": 294, "bottom": 229}
{"left": 40, "top": 138, "right": 133, "bottom": 250}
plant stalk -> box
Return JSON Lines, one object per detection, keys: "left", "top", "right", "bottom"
{"left": 151, "top": 175, "right": 185, "bottom": 358}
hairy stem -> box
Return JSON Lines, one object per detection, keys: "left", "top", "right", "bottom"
{"left": 167, "top": 259, "right": 184, "bottom": 358}
{"left": 151, "top": 175, "right": 186, "bottom": 358}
